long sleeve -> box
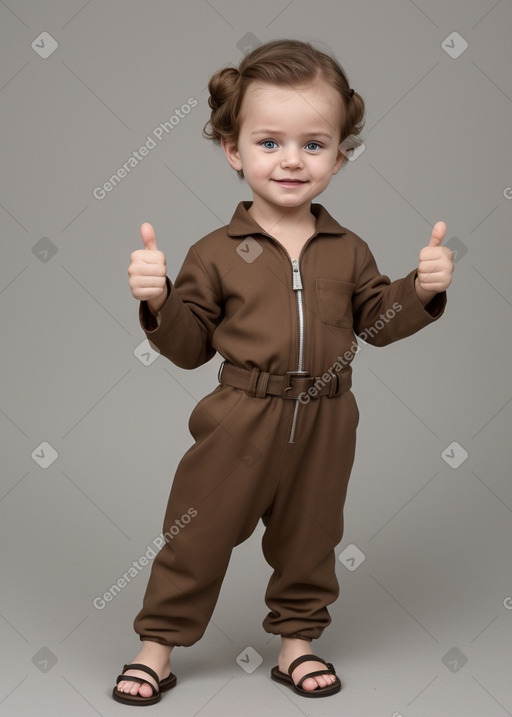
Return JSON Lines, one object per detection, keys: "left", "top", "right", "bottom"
{"left": 352, "top": 241, "right": 446, "bottom": 346}
{"left": 139, "top": 245, "right": 223, "bottom": 369}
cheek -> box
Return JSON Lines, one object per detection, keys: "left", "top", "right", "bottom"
{"left": 245, "top": 153, "right": 271, "bottom": 177}
{"left": 313, "top": 156, "right": 338, "bottom": 178}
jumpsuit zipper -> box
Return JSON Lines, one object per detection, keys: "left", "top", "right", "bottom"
{"left": 259, "top": 230, "right": 317, "bottom": 444}
{"left": 288, "top": 258, "right": 307, "bottom": 443}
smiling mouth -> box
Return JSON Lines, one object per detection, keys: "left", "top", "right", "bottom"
{"left": 273, "top": 179, "right": 307, "bottom": 184}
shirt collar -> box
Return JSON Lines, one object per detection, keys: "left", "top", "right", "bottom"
{"left": 227, "top": 200, "right": 347, "bottom": 238}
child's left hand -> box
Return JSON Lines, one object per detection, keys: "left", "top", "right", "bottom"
{"left": 416, "top": 221, "right": 454, "bottom": 299}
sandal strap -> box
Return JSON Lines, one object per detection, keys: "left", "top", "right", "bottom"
{"left": 115, "top": 663, "right": 160, "bottom": 696}
{"left": 122, "top": 663, "right": 160, "bottom": 684}
{"left": 287, "top": 653, "right": 328, "bottom": 677}
{"left": 296, "top": 667, "right": 337, "bottom": 690}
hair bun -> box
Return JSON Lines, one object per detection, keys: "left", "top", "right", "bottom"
{"left": 207, "top": 66, "right": 240, "bottom": 111}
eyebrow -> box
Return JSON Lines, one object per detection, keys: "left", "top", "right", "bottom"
{"left": 250, "top": 129, "right": 333, "bottom": 139}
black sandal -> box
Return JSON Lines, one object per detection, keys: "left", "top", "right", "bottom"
{"left": 270, "top": 653, "right": 341, "bottom": 697}
{"left": 112, "top": 662, "right": 177, "bottom": 705}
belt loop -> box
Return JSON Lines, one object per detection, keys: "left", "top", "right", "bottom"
{"left": 328, "top": 371, "right": 341, "bottom": 398}
{"left": 217, "top": 359, "right": 226, "bottom": 384}
{"left": 254, "top": 371, "right": 270, "bottom": 398}
{"left": 246, "top": 367, "right": 260, "bottom": 397}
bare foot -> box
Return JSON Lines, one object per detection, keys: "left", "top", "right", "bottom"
{"left": 278, "top": 637, "right": 337, "bottom": 692}
{"left": 115, "top": 640, "right": 173, "bottom": 698}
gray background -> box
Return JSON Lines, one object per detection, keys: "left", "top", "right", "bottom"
{"left": 1, "top": 0, "right": 511, "bottom": 715}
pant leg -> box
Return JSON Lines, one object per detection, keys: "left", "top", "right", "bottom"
{"left": 261, "top": 389, "right": 359, "bottom": 640}
{"left": 133, "top": 384, "right": 285, "bottom": 647}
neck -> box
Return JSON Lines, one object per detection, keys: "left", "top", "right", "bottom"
{"left": 247, "top": 199, "right": 314, "bottom": 236}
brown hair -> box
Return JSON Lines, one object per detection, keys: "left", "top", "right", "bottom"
{"left": 203, "top": 39, "right": 365, "bottom": 179}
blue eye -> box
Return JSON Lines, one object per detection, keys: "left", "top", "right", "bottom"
{"left": 305, "top": 142, "right": 321, "bottom": 151}
{"left": 261, "top": 140, "right": 278, "bottom": 149}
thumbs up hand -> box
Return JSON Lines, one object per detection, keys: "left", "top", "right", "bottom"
{"left": 128, "top": 222, "right": 168, "bottom": 313}
{"left": 415, "top": 221, "right": 454, "bottom": 302}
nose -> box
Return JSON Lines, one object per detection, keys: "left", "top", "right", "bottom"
{"left": 280, "top": 145, "right": 303, "bottom": 169}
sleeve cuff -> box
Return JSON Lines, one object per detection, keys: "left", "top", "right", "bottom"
{"left": 409, "top": 269, "right": 447, "bottom": 320}
{"left": 139, "top": 276, "right": 172, "bottom": 332}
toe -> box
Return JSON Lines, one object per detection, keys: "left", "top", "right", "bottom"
{"left": 301, "top": 676, "right": 320, "bottom": 691}
{"left": 128, "top": 681, "right": 140, "bottom": 696}
{"left": 137, "top": 682, "right": 154, "bottom": 698}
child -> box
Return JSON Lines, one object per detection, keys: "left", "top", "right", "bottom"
{"left": 113, "top": 38, "right": 453, "bottom": 705}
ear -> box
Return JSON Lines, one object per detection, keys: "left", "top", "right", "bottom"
{"left": 331, "top": 147, "right": 346, "bottom": 175}
{"left": 221, "top": 137, "right": 243, "bottom": 172}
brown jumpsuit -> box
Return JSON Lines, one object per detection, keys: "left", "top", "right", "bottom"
{"left": 132, "top": 201, "right": 447, "bottom": 647}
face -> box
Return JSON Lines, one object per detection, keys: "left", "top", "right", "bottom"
{"left": 221, "top": 78, "right": 346, "bottom": 214}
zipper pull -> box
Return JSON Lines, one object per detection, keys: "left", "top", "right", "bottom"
{"left": 291, "top": 259, "right": 303, "bottom": 290}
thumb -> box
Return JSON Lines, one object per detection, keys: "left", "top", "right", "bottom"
{"left": 141, "top": 222, "right": 158, "bottom": 250}
{"left": 428, "top": 220, "right": 447, "bottom": 247}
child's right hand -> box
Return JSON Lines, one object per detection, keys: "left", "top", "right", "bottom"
{"left": 128, "top": 223, "right": 168, "bottom": 314}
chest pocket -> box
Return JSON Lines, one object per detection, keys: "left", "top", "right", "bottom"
{"left": 316, "top": 277, "right": 355, "bottom": 328}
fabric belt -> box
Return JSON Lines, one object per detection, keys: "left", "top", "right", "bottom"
{"left": 217, "top": 360, "right": 352, "bottom": 399}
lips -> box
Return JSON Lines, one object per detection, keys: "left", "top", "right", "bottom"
{"left": 274, "top": 179, "right": 307, "bottom": 184}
